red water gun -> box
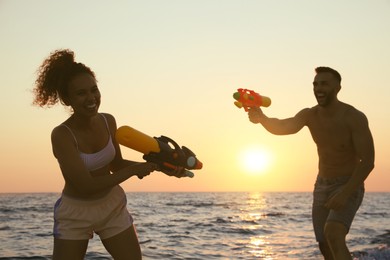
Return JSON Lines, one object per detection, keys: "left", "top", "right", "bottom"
{"left": 233, "top": 88, "right": 271, "bottom": 112}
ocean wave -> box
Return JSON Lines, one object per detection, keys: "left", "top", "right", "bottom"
{"left": 0, "top": 257, "right": 50, "bottom": 260}
{"left": 1, "top": 192, "right": 389, "bottom": 259}
{"left": 0, "top": 225, "right": 11, "bottom": 231}
{"left": 352, "top": 244, "right": 390, "bottom": 260}
{"left": 371, "top": 230, "right": 390, "bottom": 245}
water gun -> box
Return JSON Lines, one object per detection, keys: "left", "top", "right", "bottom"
{"left": 116, "top": 126, "right": 203, "bottom": 178}
{"left": 233, "top": 88, "right": 271, "bottom": 111}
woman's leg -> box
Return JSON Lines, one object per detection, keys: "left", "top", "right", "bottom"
{"left": 53, "top": 238, "right": 89, "bottom": 260}
{"left": 102, "top": 225, "right": 142, "bottom": 260}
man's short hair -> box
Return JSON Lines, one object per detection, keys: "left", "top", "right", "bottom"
{"left": 315, "top": 67, "right": 342, "bottom": 84}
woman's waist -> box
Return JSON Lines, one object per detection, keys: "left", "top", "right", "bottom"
{"left": 62, "top": 184, "right": 121, "bottom": 201}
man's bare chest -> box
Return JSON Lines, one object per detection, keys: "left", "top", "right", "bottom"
{"left": 308, "top": 115, "right": 353, "bottom": 151}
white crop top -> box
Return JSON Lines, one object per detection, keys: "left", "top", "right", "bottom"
{"left": 61, "top": 114, "right": 116, "bottom": 171}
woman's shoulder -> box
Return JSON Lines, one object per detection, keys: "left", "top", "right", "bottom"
{"left": 100, "top": 112, "right": 116, "bottom": 126}
{"left": 99, "top": 113, "right": 119, "bottom": 135}
{"left": 51, "top": 123, "right": 75, "bottom": 144}
{"left": 100, "top": 112, "right": 115, "bottom": 120}
{"left": 52, "top": 122, "right": 69, "bottom": 136}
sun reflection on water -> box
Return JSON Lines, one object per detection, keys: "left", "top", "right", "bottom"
{"left": 240, "top": 192, "right": 275, "bottom": 259}
{"left": 247, "top": 236, "right": 274, "bottom": 259}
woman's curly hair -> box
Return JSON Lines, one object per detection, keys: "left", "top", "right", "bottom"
{"left": 33, "top": 49, "right": 96, "bottom": 107}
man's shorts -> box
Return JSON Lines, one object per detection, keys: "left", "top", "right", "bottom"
{"left": 312, "top": 175, "right": 364, "bottom": 242}
{"left": 53, "top": 185, "right": 133, "bottom": 240}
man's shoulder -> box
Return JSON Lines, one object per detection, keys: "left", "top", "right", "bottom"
{"left": 299, "top": 106, "right": 318, "bottom": 116}
{"left": 340, "top": 103, "right": 370, "bottom": 129}
{"left": 341, "top": 103, "right": 366, "bottom": 118}
{"left": 294, "top": 107, "right": 317, "bottom": 126}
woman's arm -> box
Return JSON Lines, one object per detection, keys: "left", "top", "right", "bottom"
{"left": 51, "top": 116, "right": 156, "bottom": 196}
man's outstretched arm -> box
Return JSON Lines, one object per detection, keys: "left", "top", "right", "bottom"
{"left": 248, "top": 107, "right": 310, "bottom": 135}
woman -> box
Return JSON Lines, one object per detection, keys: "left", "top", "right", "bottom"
{"left": 33, "top": 49, "right": 157, "bottom": 259}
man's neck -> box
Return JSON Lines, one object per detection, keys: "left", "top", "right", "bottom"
{"left": 318, "top": 99, "right": 342, "bottom": 116}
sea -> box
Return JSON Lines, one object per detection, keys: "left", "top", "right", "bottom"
{"left": 0, "top": 192, "right": 389, "bottom": 260}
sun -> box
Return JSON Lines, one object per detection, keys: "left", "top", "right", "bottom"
{"left": 239, "top": 147, "right": 273, "bottom": 175}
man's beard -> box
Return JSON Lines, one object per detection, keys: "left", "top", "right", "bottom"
{"left": 315, "top": 89, "right": 336, "bottom": 107}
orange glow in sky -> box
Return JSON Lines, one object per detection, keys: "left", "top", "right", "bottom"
{"left": 0, "top": 1, "right": 389, "bottom": 193}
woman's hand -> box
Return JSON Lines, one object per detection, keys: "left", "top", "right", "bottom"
{"left": 130, "top": 162, "right": 158, "bottom": 179}
{"left": 160, "top": 166, "right": 188, "bottom": 178}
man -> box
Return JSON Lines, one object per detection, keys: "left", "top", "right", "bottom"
{"left": 248, "top": 67, "right": 375, "bottom": 260}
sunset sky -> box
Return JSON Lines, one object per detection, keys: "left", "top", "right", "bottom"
{"left": 1, "top": 0, "right": 389, "bottom": 193}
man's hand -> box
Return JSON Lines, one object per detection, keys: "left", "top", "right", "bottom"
{"left": 248, "top": 107, "right": 264, "bottom": 124}
{"left": 325, "top": 190, "right": 349, "bottom": 211}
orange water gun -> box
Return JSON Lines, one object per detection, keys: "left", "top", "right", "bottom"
{"left": 116, "top": 126, "right": 203, "bottom": 178}
{"left": 233, "top": 88, "right": 271, "bottom": 112}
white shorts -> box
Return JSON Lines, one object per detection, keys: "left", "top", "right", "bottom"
{"left": 53, "top": 185, "right": 133, "bottom": 240}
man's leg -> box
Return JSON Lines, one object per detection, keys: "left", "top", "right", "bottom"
{"left": 324, "top": 221, "right": 352, "bottom": 260}
{"left": 312, "top": 180, "right": 332, "bottom": 259}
